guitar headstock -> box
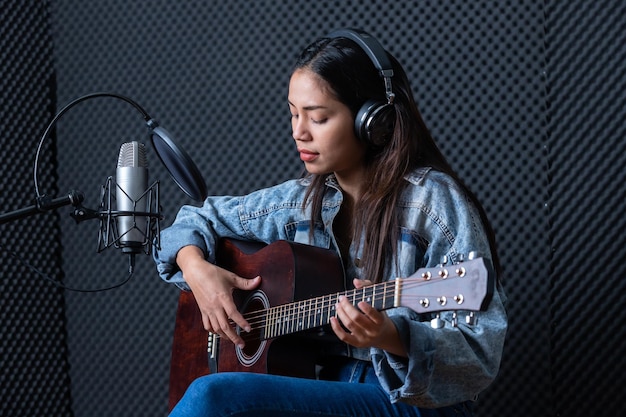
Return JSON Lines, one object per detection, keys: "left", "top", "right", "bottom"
{"left": 398, "top": 256, "right": 490, "bottom": 315}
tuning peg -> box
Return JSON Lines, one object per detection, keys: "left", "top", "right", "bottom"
{"left": 437, "top": 255, "right": 449, "bottom": 266}
{"left": 468, "top": 251, "right": 477, "bottom": 260}
{"left": 465, "top": 312, "right": 477, "bottom": 326}
{"left": 430, "top": 314, "right": 445, "bottom": 329}
{"left": 451, "top": 312, "right": 458, "bottom": 327}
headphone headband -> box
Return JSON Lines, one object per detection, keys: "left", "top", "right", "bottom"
{"left": 327, "top": 28, "right": 395, "bottom": 104}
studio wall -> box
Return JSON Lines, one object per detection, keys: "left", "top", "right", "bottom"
{"left": 0, "top": 1, "right": 72, "bottom": 416}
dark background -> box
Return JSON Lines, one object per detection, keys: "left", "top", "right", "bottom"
{"left": 1, "top": 1, "right": 624, "bottom": 416}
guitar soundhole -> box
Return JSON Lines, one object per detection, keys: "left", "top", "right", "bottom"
{"left": 236, "top": 291, "right": 269, "bottom": 367}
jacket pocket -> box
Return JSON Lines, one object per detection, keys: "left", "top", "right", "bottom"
{"left": 285, "top": 220, "right": 331, "bottom": 248}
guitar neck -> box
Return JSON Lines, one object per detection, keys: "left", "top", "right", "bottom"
{"left": 257, "top": 280, "right": 397, "bottom": 340}
{"left": 238, "top": 254, "right": 488, "bottom": 342}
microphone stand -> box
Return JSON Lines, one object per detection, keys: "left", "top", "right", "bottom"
{"left": 0, "top": 190, "right": 85, "bottom": 225}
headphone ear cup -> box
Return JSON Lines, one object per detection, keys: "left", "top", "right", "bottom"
{"left": 354, "top": 100, "right": 395, "bottom": 147}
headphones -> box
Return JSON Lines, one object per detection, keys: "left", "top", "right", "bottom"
{"left": 327, "top": 28, "right": 396, "bottom": 147}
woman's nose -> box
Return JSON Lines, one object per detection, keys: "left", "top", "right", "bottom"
{"left": 291, "top": 118, "right": 309, "bottom": 141}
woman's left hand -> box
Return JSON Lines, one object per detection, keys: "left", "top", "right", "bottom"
{"left": 330, "top": 278, "right": 408, "bottom": 357}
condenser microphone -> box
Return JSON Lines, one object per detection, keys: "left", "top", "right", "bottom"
{"left": 115, "top": 141, "right": 149, "bottom": 254}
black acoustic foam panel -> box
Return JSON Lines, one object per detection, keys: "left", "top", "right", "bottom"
{"left": 0, "top": 1, "right": 73, "bottom": 416}
{"left": 544, "top": 1, "right": 626, "bottom": 415}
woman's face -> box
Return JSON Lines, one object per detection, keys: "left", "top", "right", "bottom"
{"left": 288, "top": 68, "right": 367, "bottom": 181}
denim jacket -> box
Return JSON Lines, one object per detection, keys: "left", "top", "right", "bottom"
{"left": 154, "top": 167, "right": 508, "bottom": 408}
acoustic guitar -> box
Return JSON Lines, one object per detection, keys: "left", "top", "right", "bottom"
{"left": 168, "top": 238, "right": 490, "bottom": 410}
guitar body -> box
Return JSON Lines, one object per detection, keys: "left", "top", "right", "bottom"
{"left": 213, "top": 239, "right": 345, "bottom": 376}
{"left": 168, "top": 290, "right": 209, "bottom": 411}
{"left": 168, "top": 239, "right": 344, "bottom": 411}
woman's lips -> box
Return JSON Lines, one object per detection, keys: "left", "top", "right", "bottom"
{"left": 298, "top": 149, "right": 319, "bottom": 162}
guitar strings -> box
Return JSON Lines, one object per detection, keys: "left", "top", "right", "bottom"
{"left": 228, "top": 276, "right": 468, "bottom": 342}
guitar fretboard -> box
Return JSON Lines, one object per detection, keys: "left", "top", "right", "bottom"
{"left": 257, "top": 280, "right": 398, "bottom": 340}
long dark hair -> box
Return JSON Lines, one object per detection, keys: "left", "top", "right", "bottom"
{"left": 293, "top": 35, "right": 501, "bottom": 283}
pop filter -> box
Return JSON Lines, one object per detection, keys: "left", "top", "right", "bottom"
{"left": 148, "top": 122, "right": 207, "bottom": 202}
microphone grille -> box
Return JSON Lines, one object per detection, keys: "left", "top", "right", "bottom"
{"left": 117, "top": 141, "right": 148, "bottom": 168}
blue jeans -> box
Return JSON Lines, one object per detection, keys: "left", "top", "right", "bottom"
{"left": 170, "top": 358, "right": 473, "bottom": 417}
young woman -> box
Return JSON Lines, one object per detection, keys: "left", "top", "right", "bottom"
{"left": 154, "top": 29, "right": 507, "bottom": 417}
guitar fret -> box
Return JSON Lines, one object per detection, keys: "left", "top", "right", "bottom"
{"left": 304, "top": 299, "right": 309, "bottom": 330}
{"left": 290, "top": 303, "right": 296, "bottom": 333}
{"left": 279, "top": 306, "right": 289, "bottom": 336}
{"left": 277, "top": 306, "right": 283, "bottom": 337}
{"left": 287, "top": 304, "right": 292, "bottom": 333}
{"left": 304, "top": 299, "right": 310, "bottom": 330}
{"left": 270, "top": 306, "right": 276, "bottom": 337}
{"left": 390, "top": 280, "right": 397, "bottom": 308}
{"left": 284, "top": 304, "right": 290, "bottom": 335}
{"left": 273, "top": 306, "right": 280, "bottom": 338}
{"left": 382, "top": 282, "right": 388, "bottom": 310}
{"left": 289, "top": 304, "right": 295, "bottom": 333}
{"left": 393, "top": 278, "right": 401, "bottom": 308}
{"left": 319, "top": 296, "right": 324, "bottom": 326}
{"left": 264, "top": 307, "right": 272, "bottom": 339}
{"left": 363, "top": 287, "right": 376, "bottom": 308}
{"left": 317, "top": 297, "right": 321, "bottom": 327}
{"left": 273, "top": 306, "right": 283, "bottom": 337}
{"left": 288, "top": 304, "right": 292, "bottom": 334}
{"left": 296, "top": 301, "right": 301, "bottom": 332}
{"left": 324, "top": 295, "right": 330, "bottom": 323}
{"left": 297, "top": 300, "right": 305, "bottom": 331}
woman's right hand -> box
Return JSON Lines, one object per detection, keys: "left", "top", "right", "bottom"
{"left": 176, "top": 245, "right": 261, "bottom": 348}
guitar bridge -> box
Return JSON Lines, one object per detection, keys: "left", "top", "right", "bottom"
{"left": 207, "top": 332, "right": 218, "bottom": 358}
